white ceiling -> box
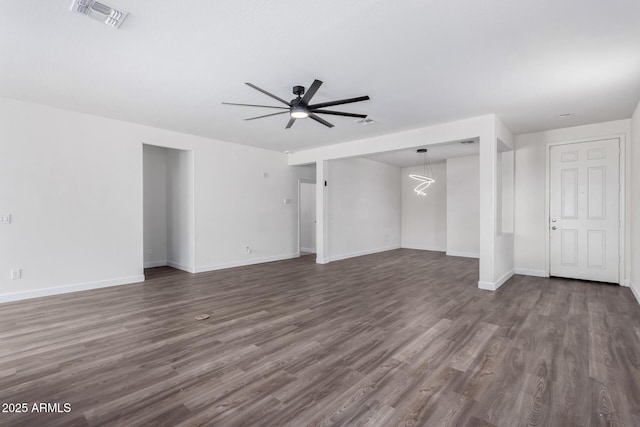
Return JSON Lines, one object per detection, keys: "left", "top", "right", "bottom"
{"left": 1, "top": 1, "right": 639, "bottom": 153}
{"left": 365, "top": 141, "right": 479, "bottom": 168}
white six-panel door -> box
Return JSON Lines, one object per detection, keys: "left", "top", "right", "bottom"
{"left": 549, "top": 139, "right": 619, "bottom": 283}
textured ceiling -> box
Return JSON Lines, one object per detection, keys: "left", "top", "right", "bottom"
{"left": 1, "top": 0, "right": 639, "bottom": 153}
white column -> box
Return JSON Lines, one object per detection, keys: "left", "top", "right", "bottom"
{"left": 478, "top": 115, "right": 516, "bottom": 290}
{"left": 478, "top": 119, "right": 497, "bottom": 288}
{"left": 315, "top": 160, "right": 330, "bottom": 264}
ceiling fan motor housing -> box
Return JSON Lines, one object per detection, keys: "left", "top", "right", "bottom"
{"left": 293, "top": 85, "right": 305, "bottom": 97}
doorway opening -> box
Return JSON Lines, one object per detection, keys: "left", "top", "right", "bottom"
{"left": 298, "top": 180, "right": 316, "bottom": 256}
{"left": 143, "top": 144, "right": 195, "bottom": 274}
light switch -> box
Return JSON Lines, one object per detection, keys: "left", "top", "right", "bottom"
{"left": 284, "top": 198, "right": 291, "bottom": 205}
{"left": 0, "top": 214, "right": 11, "bottom": 224}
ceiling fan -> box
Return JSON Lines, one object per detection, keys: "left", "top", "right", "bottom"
{"left": 222, "top": 79, "right": 370, "bottom": 129}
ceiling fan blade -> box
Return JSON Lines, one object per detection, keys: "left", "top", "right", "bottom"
{"left": 222, "top": 102, "right": 288, "bottom": 110}
{"left": 245, "top": 111, "right": 289, "bottom": 121}
{"left": 285, "top": 117, "right": 296, "bottom": 129}
{"left": 309, "top": 113, "right": 334, "bottom": 128}
{"left": 312, "top": 109, "right": 368, "bottom": 118}
{"left": 308, "top": 95, "right": 370, "bottom": 110}
{"left": 301, "top": 79, "right": 323, "bottom": 104}
{"left": 245, "top": 83, "right": 290, "bottom": 106}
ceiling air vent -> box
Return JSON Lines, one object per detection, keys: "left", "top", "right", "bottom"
{"left": 354, "top": 118, "right": 376, "bottom": 125}
{"left": 70, "top": 0, "right": 129, "bottom": 29}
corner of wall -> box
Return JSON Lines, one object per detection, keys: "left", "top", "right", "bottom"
{"left": 478, "top": 269, "right": 514, "bottom": 291}
{"left": 630, "top": 281, "right": 640, "bottom": 306}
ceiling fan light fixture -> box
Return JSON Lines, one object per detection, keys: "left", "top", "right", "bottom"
{"left": 290, "top": 106, "right": 309, "bottom": 119}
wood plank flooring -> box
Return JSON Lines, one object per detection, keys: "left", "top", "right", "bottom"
{"left": 1, "top": 249, "right": 639, "bottom": 426}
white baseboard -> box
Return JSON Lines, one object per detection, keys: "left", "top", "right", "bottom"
{"left": 446, "top": 250, "right": 480, "bottom": 259}
{"left": 514, "top": 268, "right": 547, "bottom": 277}
{"left": 300, "top": 247, "right": 317, "bottom": 254}
{"left": 167, "top": 261, "right": 195, "bottom": 273}
{"left": 0, "top": 275, "right": 145, "bottom": 304}
{"left": 478, "top": 269, "right": 515, "bottom": 291}
{"left": 315, "top": 257, "right": 329, "bottom": 264}
{"left": 401, "top": 244, "right": 446, "bottom": 252}
{"left": 630, "top": 281, "right": 640, "bottom": 306}
{"left": 144, "top": 260, "right": 167, "bottom": 268}
{"left": 195, "top": 252, "right": 300, "bottom": 273}
{"left": 326, "top": 245, "right": 401, "bottom": 263}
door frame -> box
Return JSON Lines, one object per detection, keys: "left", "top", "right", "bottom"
{"left": 142, "top": 143, "right": 196, "bottom": 275}
{"left": 544, "top": 134, "right": 627, "bottom": 284}
{"left": 297, "top": 179, "right": 316, "bottom": 256}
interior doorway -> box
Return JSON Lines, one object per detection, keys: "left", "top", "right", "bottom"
{"left": 298, "top": 180, "right": 316, "bottom": 254}
{"left": 143, "top": 144, "right": 195, "bottom": 273}
{"left": 548, "top": 138, "right": 620, "bottom": 283}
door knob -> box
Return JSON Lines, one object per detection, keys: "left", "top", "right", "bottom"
{"left": 552, "top": 226, "right": 557, "bottom": 230}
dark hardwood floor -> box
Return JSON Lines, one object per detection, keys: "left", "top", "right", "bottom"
{"left": 1, "top": 249, "right": 639, "bottom": 426}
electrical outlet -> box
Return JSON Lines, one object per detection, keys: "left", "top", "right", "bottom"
{"left": 0, "top": 214, "right": 11, "bottom": 224}
{"left": 245, "top": 246, "right": 251, "bottom": 254}
{"left": 11, "top": 269, "right": 21, "bottom": 280}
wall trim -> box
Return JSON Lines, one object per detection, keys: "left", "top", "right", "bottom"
{"left": 514, "top": 268, "right": 547, "bottom": 277}
{"left": 195, "top": 252, "right": 300, "bottom": 273}
{"left": 300, "top": 247, "right": 317, "bottom": 254}
{"left": 327, "top": 245, "right": 401, "bottom": 263}
{"left": 0, "top": 275, "right": 145, "bottom": 304}
{"left": 478, "top": 269, "right": 515, "bottom": 291}
{"left": 446, "top": 250, "right": 480, "bottom": 259}
{"left": 167, "top": 261, "right": 195, "bottom": 273}
{"left": 144, "top": 260, "right": 168, "bottom": 268}
{"left": 402, "top": 244, "right": 446, "bottom": 252}
{"left": 630, "top": 281, "right": 640, "bottom": 306}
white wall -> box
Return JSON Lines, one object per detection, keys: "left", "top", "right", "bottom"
{"left": 446, "top": 155, "right": 480, "bottom": 257}
{"left": 0, "top": 98, "right": 314, "bottom": 302}
{"left": 327, "top": 158, "right": 401, "bottom": 261}
{"left": 631, "top": 102, "right": 640, "bottom": 302}
{"left": 0, "top": 100, "right": 144, "bottom": 300}
{"left": 166, "top": 149, "right": 194, "bottom": 272}
{"left": 514, "top": 119, "right": 632, "bottom": 279}
{"left": 299, "top": 182, "right": 316, "bottom": 253}
{"left": 143, "top": 144, "right": 168, "bottom": 267}
{"left": 194, "top": 149, "right": 314, "bottom": 272}
{"left": 401, "top": 162, "right": 447, "bottom": 251}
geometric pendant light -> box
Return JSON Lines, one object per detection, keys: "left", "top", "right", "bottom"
{"left": 409, "top": 148, "right": 436, "bottom": 196}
